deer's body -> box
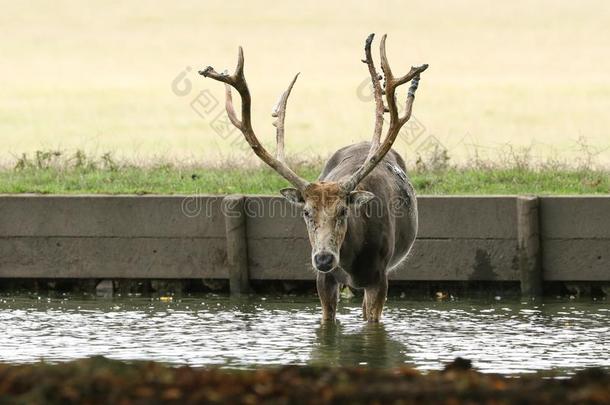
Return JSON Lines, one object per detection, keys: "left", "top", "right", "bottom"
{"left": 200, "top": 33, "right": 427, "bottom": 322}
{"left": 315, "top": 142, "right": 417, "bottom": 320}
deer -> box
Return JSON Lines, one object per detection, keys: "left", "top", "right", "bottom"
{"left": 199, "top": 33, "right": 427, "bottom": 322}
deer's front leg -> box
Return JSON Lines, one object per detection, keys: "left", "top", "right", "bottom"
{"left": 363, "top": 275, "right": 388, "bottom": 323}
{"left": 316, "top": 272, "right": 339, "bottom": 323}
{"left": 362, "top": 293, "right": 368, "bottom": 321}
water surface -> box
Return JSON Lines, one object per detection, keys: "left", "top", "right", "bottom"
{"left": 1, "top": 295, "right": 608, "bottom": 375}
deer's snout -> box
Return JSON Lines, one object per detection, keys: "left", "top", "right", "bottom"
{"left": 313, "top": 252, "right": 336, "bottom": 272}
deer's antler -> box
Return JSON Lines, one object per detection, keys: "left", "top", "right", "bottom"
{"left": 341, "top": 34, "right": 428, "bottom": 192}
{"left": 362, "top": 33, "right": 385, "bottom": 157}
{"left": 199, "top": 48, "right": 309, "bottom": 191}
{"left": 272, "top": 73, "right": 300, "bottom": 163}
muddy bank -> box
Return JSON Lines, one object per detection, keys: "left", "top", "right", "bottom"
{"left": 0, "top": 357, "right": 608, "bottom": 404}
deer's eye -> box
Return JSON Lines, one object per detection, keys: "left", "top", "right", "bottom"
{"left": 303, "top": 209, "right": 312, "bottom": 219}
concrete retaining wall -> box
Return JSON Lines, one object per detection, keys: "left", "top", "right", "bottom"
{"left": 540, "top": 197, "right": 610, "bottom": 281}
{"left": 0, "top": 195, "right": 608, "bottom": 290}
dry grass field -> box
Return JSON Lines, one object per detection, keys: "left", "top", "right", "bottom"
{"left": 2, "top": 0, "right": 609, "bottom": 167}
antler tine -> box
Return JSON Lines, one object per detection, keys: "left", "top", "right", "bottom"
{"left": 380, "top": 35, "right": 428, "bottom": 124}
{"left": 341, "top": 34, "right": 428, "bottom": 192}
{"left": 379, "top": 34, "right": 392, "bottom": 78}
{"left": 272, "top": 73, "right": 300, "bottom": 163}
{"left": 222, "top": 69, "right": 242, "bottom": 129}
{"left": 221, "top": 47, "right": 248, "bottom": 129}
{"left": 402, "top": 74, "right": 421, "bottom": 124}
{"left": 363, "top": 33, "right": 385, "bottom": 158}
{"left": 199, "top": 48, "right": 309, "bottom": 191}
{"left": 235, "top": 46, "right": 244, "bottom": 77}
{"left": 379, "top": 34, "right": 398, "bottom": 125}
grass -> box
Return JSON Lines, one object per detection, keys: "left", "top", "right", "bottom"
{"left": 2, "top": 0, "right": 610, "bottom": 166}
{"left": 1, "top": 150, "right": 607, "bottom": 195}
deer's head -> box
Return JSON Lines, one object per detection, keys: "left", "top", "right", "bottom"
{"left": 281, "top": 182, "right": 374, "bottom": 272}
{"left": 200, "top": 34, "right": 427, "bottom": 273}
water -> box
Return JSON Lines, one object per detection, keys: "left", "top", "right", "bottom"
{"left": 1, "top": 295, "right": 608, "bottom": 375}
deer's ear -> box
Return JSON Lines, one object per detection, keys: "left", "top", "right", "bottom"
{"left": 348, "top": 190, "right": 375, "bottom": 208}
{"left": 280, "top": 188, "right": 304, "bottom": 205}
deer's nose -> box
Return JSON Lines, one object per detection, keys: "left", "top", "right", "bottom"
{"left": 314, "top": 252, "right": 335, "bottom": 272}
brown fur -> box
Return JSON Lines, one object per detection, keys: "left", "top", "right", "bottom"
{"left": 302, "top": 182, "right": 345, "bottom": 216}
{"left": 292, "top": 142, "right": 418, "bottom": 323}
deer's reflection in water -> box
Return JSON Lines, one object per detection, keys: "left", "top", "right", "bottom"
{"left": 309, "top": 321, "right": 411, "bottom": 368}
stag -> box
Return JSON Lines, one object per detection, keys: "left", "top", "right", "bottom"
{"left": 200, "top": 34, "right": 427, "bottom": 322}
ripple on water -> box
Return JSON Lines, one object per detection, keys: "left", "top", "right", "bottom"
{"left": 0, "top": 296, "right": 608, "bottom": 375}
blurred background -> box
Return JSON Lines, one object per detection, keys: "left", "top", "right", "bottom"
{"left": 2, "top": 0, "right": 609, "bottom": 167}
